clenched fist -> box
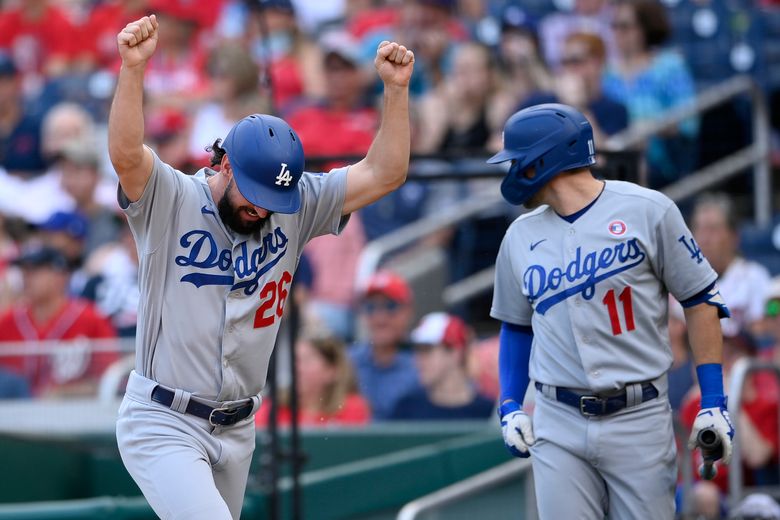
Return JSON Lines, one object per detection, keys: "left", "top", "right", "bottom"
{"left": 375, "top": 41, "right": 415, "bottom": 88}
{"left": 117, "top": 15, "right": 159, "bottom": 68}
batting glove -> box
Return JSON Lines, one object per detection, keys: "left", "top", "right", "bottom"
{"left": 688, "top": 401, "right": 735, "bottom": 464}
{"left": 499, "top": 401, "right": 535, "bottom": 458}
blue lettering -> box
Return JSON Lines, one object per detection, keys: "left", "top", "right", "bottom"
{"left": 523, "top": 238, "right": 647, "bottom": 314}
{"left": 176, "top": 227, "right": 290, "bottom": 292}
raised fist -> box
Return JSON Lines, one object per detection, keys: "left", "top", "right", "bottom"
{"left": 375, "top": 41, "right": 415, "bottom": 88}
{"left": 117, "top": 15, "right": 159, "bottom": 68}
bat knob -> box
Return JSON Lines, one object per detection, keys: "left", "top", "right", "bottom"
{"left": 699, "top": 462, "right": 718, "bottom": 480}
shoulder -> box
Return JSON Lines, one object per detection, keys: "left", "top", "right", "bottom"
{"left": 509, "top": 206, "right": 552, "bottom": 229}
{"left": 603, "top": 180, "right": 674, "bottom": 211}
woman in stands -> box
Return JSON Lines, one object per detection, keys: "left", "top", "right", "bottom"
{"left": 603, "top": 0, "right": 698, "bottom": 189}
{"left": 255, "top": 335, "right": 370, "bottom": 427}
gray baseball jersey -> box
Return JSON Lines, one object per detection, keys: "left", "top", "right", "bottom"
{"left": 120, "top": 149, "right": 348, "bottom": 401}
{"left": 491, "top": 180, "right": 717, "bottom": 392}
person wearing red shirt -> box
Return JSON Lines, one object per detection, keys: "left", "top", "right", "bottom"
{"left": 286, "top": 30, "right": 378, "bottom": 170}
{"left": 0, "top": 0, "right": 76, "bottom": 91}
{"left": 680, "top": 329, "right": 779, "bottom": 518}
{"left": 256, "top": 335, "right": 370, "bottom": 427}
{"left": 0, "top": 245, "right": 118, "bottom": 397}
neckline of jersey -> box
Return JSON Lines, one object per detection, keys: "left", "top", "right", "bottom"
{"left": 556, "top": 180, "right": 607, "bottom": 224}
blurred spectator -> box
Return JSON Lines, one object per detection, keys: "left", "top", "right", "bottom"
{"left": 244, "top": 0, "right": 325, "bottom": 111}
{"left": 0, "top": 51, "right": 47, "bottom": 176}
{"left": 348, "top": 271, "right": 421, "bottom": 420}
{"left": 681, "top": 329, "right": 780, "bottom": 518}
{"left": 358, "top": 0, "right": 468, "bottom": 95}
{"left": 142, "top": 0, "right": 210, "bottom": 108}
{"left": 256, "top": 335, "right": 370, "bottom": 426}
{"left": 0, "top": 245, "right": 118, "bottom": 397}
{"left": 286, "top": 30, "right": 377, "bottom": 162}
{"left": 729, "top": 493, "right": 780, "bottom": 520}
{"left": 57, "top": 141, "right": 122, "bottom": 257}
{"left": 468, "top": 334, "right": 499, "bottom": 401}
{"left": 691, "top": 193, "right": 770, "bottom": 336}
{"left": 80, "top": 222, "right": 140, "bottom": 338}
{"left": 538, "top": 0, "right": 614, "bottom": 70}
{"left": 389, "top": 312, "right": 494, "bottom": 420}
{"left": 41, "top": 102, "right": 96, "bottom": 164}
{"left": 415, "top": 42, "right": 507, "bottom": 155}
{"left": 0, "top": 214, "right": 22, "bottom": 313}
{"left": 602, "top": 0, "right": 698, "bottom": 188}
{"left": 188, "top": 43, "right": 268, "bottom": 164}
{"left": 145, "top": 108, "right": 198, "bottom": 172}
{"left": 36, "top": 211, "right": 89, "bottom": 272}
{"left": 521, "top": 32, "right": 628, "bottom": 144}
{"left": 0, "top": 0, "right": 75, "bottom": 95}
{"left": 493, "top": 6, "right": 550, "bottom": 150}
{"left": 303, "top": 213, "right": 366, "bottom": 342}
{"left": 81, "top": 0, "right": 152, "bottom": 69}
{"left": 759, "top": 277, "right": 780, "bottom": 364}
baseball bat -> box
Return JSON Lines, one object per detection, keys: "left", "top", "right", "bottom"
{"left": 697, "top": 427, "right": 723, "bottom": 480}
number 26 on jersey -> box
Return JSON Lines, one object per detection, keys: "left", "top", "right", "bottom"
{"left": 254, "top": 271, "right": 293, "bottom": 328}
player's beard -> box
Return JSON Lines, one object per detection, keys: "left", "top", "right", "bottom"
{"left": 217, "top": 180, "right": 269, "bottom": 235}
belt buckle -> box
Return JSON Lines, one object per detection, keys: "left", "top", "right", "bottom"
{"left": 208, "top": 404, "right": 242, "bottom": 427}
{"left": 579, "top": 395, "right": 604, "bottom": 417}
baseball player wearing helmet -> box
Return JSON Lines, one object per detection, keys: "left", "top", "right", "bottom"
{"left": 108, "top": 15, "right": 414, "bottom": 520}
{"left": 490, "top": 104, "right": 734, "bottom": 519}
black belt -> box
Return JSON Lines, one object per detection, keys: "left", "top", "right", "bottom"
{"left": 535, "top": 382, "right": 659, "bottom": 417}
{"left": 151, "top": 386, "right": 254, "bottom": 426}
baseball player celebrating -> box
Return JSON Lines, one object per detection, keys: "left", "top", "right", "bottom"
{"left": 108, "top": 15, "right": 414, "bottom": 520}
{"left": 490, "top": 104, "right": 734, "bottom": 519}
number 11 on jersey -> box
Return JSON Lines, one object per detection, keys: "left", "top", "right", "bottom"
{"left": 602, "top": 286, "right": 635, "bottom": 335}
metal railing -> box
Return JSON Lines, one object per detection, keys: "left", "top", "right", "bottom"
{"left": 604, "top": 75, "right": 771, "bottom": 226}
{"left": 727, "top": 357, "right": 780, "bottom": 507}
{"left": 355, "top": 75, "right": 772, "bottom": 308}
{"left": 396, "top": 458, "right": 535, "bottom": 520}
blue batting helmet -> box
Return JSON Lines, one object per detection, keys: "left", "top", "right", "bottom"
{"left": 222, "top": 114, "right": 304, "bottom": 214}
{"left": 487, "top": 103, "right": 596, "bottom": 205}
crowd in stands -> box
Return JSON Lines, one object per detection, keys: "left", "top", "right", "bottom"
{"left": 0, "top": 0, "right": 780, "bottom": 515}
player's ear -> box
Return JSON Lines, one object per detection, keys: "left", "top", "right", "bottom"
{"left": 221, "top": 154, "right": 232, "bottom": 178}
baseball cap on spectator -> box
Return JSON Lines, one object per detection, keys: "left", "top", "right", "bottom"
{"left": 363, "top": 271, "right": 412, "bottom": 305}
{"left": 0, "top": 52, "right": 17, "bottom": 77}
{"left": 501, "top": 5, "right": 537, "bottom": 34}
{"left": 12, "top": 245, "right": 70, "bottom": 272}
{"left": 320, "top": 30, "right": 362, "bottom": 67}
{"left": 147, "top": 109, "right": 188, "bottom": 143}
{"left": 40, "top": 211, "right": 89, "bottom": 241}
{"left": 411, "top": 312, "right": 469, "bottom": 351}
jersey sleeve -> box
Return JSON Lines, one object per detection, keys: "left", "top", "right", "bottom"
{"left": 295, "top": 167, "right": 350, "bottom": 248}
{"left": 490, "top": 232, "right": 533, "bottom": 326}
{"left": 655, "top": 203, "right": 718, "bottom": 301}
{"left": 118, "top": 148, "right": 187, "bottom": 254}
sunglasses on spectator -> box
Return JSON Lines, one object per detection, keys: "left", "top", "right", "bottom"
{"left": 767, "top": 299, "right": 780, "bottom": 318}
{"left": 362, "top": 300, "right": 402, "bottom": 314}
{"left": 561, "top": 54, "right": 589, "bottom": 66}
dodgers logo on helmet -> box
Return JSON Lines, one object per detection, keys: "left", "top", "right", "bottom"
{"left": 486, "top": 103, "right": 596, "bottom": 206}
{"left": 222, "top": 114, "right": 305, "bottom": 214}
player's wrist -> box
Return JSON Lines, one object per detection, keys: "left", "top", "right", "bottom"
{"left": 499, "top": 400, "right": 521, "bottom": 418}
{"left": 697, "top": 363, "right": 726, "bottom": 409}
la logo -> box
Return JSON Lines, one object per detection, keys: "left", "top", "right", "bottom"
{"left": 275, "top": 163, "right": 293, "bottom": 186}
